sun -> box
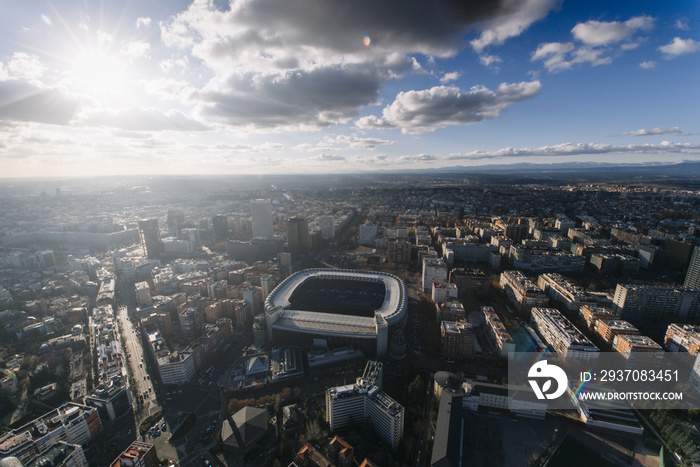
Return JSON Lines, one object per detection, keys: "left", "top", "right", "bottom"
{"left": 68, "top": 48, "right": 127, "bottom": 98}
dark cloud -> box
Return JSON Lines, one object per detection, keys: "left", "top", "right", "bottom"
{"left": 162, "top": 0, "right": 557, "bottom": 129}
{"left": 0, "top": 80, "right": 81, "bottom": 125}
{"left": 197, "top": 64, "right": 390, "bottom": 128}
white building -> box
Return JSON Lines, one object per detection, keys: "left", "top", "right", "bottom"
{"left": 422, "top": 257, "right": 448, "bottom": 292}
{"left": 326, "top": 361, "right": 404, "bottom": 450}
{"left": 431, "top": 282, "right": 458, "bottom": 303}
{"left": 530, "top": 307, "right": 599, "bottom": 360}
{"left": 537, "top": 273, "right": 594, "bottom": 311}
{"left": 482, "top": 306, "right": 515, "bottom": 357}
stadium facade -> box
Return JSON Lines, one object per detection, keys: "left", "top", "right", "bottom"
{"left": 264, "top": 269, "right": 407, "bottom": 358}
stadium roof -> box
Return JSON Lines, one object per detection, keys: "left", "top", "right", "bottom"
{"left": 265, "top": 269, "right": 407, "bottom": 327}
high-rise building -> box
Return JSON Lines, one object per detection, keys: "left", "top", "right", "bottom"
{"left": 138, "top": 219, "right": 164, "bottom": 260}
{"left": 250, "top": 199, "right": 274, "bottom": 239}
{"left": 613, "top": 284, "right": 700, "bottom": 324}
{"left": 441, "top": 321, "right": 475, "bottom": 359}
{"left": 212, "top": 215, "right": 229, "bottom": 241}
{"left": 319, "top": 215, "right": 335, "bottom": 239}
{"left": 684, "top": 246, "right": 700, "bottom": 289}
{"left": 286, "top": 217, "right": 309, "bottom": 259}
{"left": 326, "top": 361, "right": 404, "bottom": 450}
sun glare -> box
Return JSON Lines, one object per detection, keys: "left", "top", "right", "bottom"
{"left": 69, "top": 49, "right": 127, "bottom": 97}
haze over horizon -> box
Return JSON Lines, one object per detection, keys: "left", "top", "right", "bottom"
{"left": 0, "top": 0, "right": 698, "bottom": 178}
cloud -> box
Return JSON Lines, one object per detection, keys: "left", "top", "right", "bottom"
{"left": 96, "top": 31, "right": 113, "bottom": 45}
{"left": 334, "top": 135, "right": 394, "bottom": 149}
{"left": 355, "top": 115, "right": 396, "bottom": 130}
{"left": 121, "top": 41, "right": 151, "bottom": 59}
{"left": 159, "top": 0, "right": 556, "bottom": 130}
{"left": 440, "top": 72, "right": 460, "bottom": 83}
{"left": 571, "top": 16, "right": 654, "bottom": 46}
{"left": 533, "top": 15, "right": 654, "bottom": 72}
{"left": 78, "top": 106, "right": 208, "bottom": 131}
{"left": 620, "top": 127, "right": 688, "bottom": 137}
{"left": 0, "top": 81, "right": 81, "bottom": 125}
{"left": 143, "top": 78, "right": 194, "bottom": 101}
{"left": 659, "top": 37, "right": 700, "bottom": 58}
{"left": 159, "top": 56, "right": 190, "bottom": 73}
{"left": 441, "top": 141, "right": 700, "bottom": 160}
{"left": 639, "top": 61, "right": 656, "bottom": 69}
{"left": 470, "top": 0, "right": 560, "bottom": 52}
{"left": 674, "top": 19, "right": 689, "bottom": 31}
{"left": 376, "top": 81, "right": 541, "bottom": 134}
{"left": 136, "top": 17, "right": 152, "bottom": 28}
{"left": 7, "top": 53, "right": 46, "bottom": 81}
{"left": 313, "top": 154, "right": 346, "bottom": 162}
{"left": 195, "top": 64, "right": 394, "bottom": 129}
{"left": 479, "top": 54, "right": 502, "bottom": 67}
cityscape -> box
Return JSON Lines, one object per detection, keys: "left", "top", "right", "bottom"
{"left": 1, "top": 0, "right": 700, "bottom": 466}
{"left": 0, "top": 171, "right": 700, "bottom": 466}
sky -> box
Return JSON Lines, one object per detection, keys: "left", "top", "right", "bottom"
{"left": 0, "top": 0, "right": 698, "bottom": 178}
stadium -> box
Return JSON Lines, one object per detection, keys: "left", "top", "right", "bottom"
{"left": 264, "top": 269, "right": 408, "bottom": 358}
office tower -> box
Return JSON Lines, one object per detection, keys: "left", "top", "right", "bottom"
{"left": 250, "top": 199, "right": 274, "bottom": 239}
{"left": 286, "top": 216, "right": 309, "bottom": 258}
{"left": 319, "top": 215, "right": 335, "bottom": 239}
{"left": 212, "top": 215, "right": 229, "bottom": 241}
{"left": 138, "top": 219, "right": 164, "bottom": 260}
{"left": 685, "top": 246, "right": 700, "bottom": 288}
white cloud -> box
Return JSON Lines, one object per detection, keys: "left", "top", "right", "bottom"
{"left": 96, "top": 31, "right": 114, "bottom": 45}
{"left": 436, "top": 141, "right": 700, "bottom": 162}
{"left": 571, "top": 16, "right": 654, "bottom": 46}
{"left": 78, "top": 106, "right": 208, "bottom": 131}
{"left": 639, "top": 61, "right": 656, "bottom": 69}
{"left": 7, "top": 53, "right": 46, "bottom": 81}
{"left": 479, "top": 54, "right": 502, "bottom": 67}
{"left": 674, "top": 19, "right": 689, "bottom": 31}
{"left": 620, "top": 127, "right": 688, "bottom": 137}
{"left": 355, "top": 115, "right": 396, "bottom": 130}
{"left": 440, "top": 72, "right": 460, "bottom": 83}
{"left": 377, "top": 81, "right": 541, "bottom": 134}
{"left": 532, "top": 15, "right": 653, "bottom": 73}
{"left": 136, "top": 17, "right": 152, "bottom": 28}
{"left": 143, "top": 78, "right": 194, "bottom": 102}
{"left": 470, "top": 0, "right": 560, "bottom": 52}
{"left": 159, "top": 56, "right": 190, "bottom": 73}
{"left": 313, "top": 154, "right": 346, "bottom": 162}
{"left": 121, "top": 41, "right": 151, "bottom": 59}
{"left": 659, "top": 37, "right": 700, "bottom": 58}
